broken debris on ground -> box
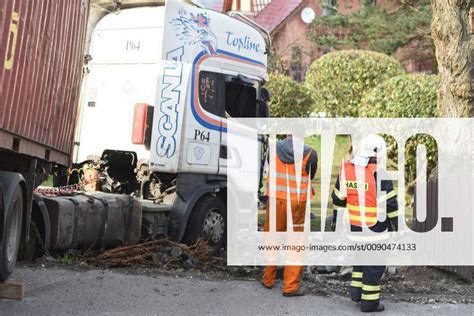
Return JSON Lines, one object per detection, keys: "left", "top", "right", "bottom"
{"left": 88, "top": 239, "right": 221, "bottom": 270}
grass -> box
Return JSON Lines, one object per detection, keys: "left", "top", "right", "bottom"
{"left": 41, "top": 175, "right": 54, "bottom": 187}
{"left": 56, "top": 253, "right": 76, "bottom": 264}
{"left": 306, "top": 135, "right": 351, "bottom": 230}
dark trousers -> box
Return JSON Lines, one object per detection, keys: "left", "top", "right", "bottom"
{"left": 349, "top": 224, "right": 385, "bottom": 311}
{"left": 350, "top": 266, "right": 385, "bottom": 310}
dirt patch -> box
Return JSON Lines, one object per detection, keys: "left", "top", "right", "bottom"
{"left": 303, "top": 266, "right": 473, "bottom": 304}
{"left": 382, "top": 266, "right": 473, "bottom": 304}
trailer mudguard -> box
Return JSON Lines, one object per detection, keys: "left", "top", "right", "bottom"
{"left": 32, "top": 194, "right": 52, "bottom": 250}
{"left": 169, "top": 173, "right": 226, "bottom": 241}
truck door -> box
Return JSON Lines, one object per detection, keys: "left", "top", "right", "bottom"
{"left": 219, "top": 73, "right": 267, "bottom": 176}
{"left": 180, "top": 67, "right": 225, "bottom": 175}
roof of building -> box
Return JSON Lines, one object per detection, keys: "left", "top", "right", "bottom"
{"left": 253, "top": 0, "right": 305, "bottom": 33}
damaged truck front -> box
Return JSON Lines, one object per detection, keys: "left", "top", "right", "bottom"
{"left": 44, "top": 0, "right": 270, "bottom": 254}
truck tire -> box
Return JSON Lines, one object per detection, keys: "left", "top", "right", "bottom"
{"left": 183, "top": 195, "right": 226, "bottom": 252}
{"left": 0, "top": 185, "right": 23, "bottom": 281}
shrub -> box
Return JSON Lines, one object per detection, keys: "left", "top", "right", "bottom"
{"left": 266, "top": 73, "right": 314, "bottom": 118}
{"left": 359, "top": 74, "right": 440, "bottom": 187}
{"left": 359, "top": 74, "right": 439, "bottom": 117}
{"left": 305, "top": 50, "right": 405, "bottom": 117}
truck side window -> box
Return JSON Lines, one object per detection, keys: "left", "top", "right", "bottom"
{"left": 225, "top": 79, "right": 257, "bottom": 118}
{"left": 199, "top": 71, "right": 221, "bottom": 116}
{"left": 199, "top": 72, "right": 261, "bottom": 118}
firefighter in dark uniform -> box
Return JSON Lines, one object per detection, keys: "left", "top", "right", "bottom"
{"left": 331, "top": 135, "right": 398, "bottom": 313}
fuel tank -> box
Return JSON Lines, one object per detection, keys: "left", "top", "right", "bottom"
{"left": 41, "top": 193, "right": 142, "bottom": 250}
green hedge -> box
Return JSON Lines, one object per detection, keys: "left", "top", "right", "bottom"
{"left": 359, "top": 74, "right": 440, "bottom": 186}
{"left": 305, "top": 50, "right": 405, "bottom": 117}
{"left": 266, "top": 73, "right": 314, "bottom": 118}
{"left": 359, "top": 74, "right": 440, "bottom": 117}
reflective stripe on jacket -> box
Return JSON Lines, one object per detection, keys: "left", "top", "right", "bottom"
{"left": 342, "top": 161, "right": 378, "bottom": 227}
{"left": 267, "top": 150, "right": 314, "bottom": 201}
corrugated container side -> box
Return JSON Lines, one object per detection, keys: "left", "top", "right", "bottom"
{"left": 0, "top": 0, "right": 89, "bottom": 166}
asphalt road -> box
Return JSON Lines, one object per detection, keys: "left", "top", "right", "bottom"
{"left": 1, "top": 266, "right": 472, "bottom": 315}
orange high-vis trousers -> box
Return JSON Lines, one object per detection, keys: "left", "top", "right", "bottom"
{"left": 262, "top": 198, "right": 306, "bottom": 293}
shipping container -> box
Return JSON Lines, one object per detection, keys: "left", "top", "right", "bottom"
{"left": 0, "top": 0, "right": 89, "bottom": 166}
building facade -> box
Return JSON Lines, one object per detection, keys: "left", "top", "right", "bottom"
{"left": 249, "top": 0, "right": 432, "bottom": 81}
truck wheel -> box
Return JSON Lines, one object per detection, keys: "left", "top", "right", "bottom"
{"left": 0, "top": 185, "right": 23, "bottom": 281}
{"left": 183, "top": 196, "right": 226, "bottom": 251}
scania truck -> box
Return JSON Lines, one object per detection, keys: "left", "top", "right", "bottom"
{"left": 0, "top": 0, "right": 270, "bottom": 281}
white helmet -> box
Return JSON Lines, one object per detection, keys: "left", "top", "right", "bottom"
{"left": 352, "top": 134, "right": 386, "bottom": 166}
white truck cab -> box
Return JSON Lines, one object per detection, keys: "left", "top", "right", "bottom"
{"left": 74, "top": 0, "right": 270, "bottom": 249}
{"left": 149, "top": 1, "right": 268, "bottom": 176}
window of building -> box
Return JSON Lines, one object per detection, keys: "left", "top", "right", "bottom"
{"left": 322, "top": 0, "right": 338, "bottom": 16}
{"left": 363, "top": 0, "right": 377, "bottom": 6}
{"left": 253, "top": 0, "right": 272, "bottom": 15}
{"left": 290, "top": 46, "right": 303, "bottom": 82}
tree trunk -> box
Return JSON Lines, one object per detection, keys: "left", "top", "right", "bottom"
{"left": 431, "top": 0, "right": 473, "bottom": 117}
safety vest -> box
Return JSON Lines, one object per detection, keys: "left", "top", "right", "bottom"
{"left": 266, "top": 150, "right": 314, "bottom": 201}
{"left": 342, "top": 161, "right": 378, "bottom": 227}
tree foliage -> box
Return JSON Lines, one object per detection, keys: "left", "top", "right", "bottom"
{"left": 305, "top": 50, "right": 405, "bottom": 117}
{"left": 265, "top": 73, "right": 314, "bottom": 118}
{"left": 308, "top": 1, "right": 432, "bottom": 56}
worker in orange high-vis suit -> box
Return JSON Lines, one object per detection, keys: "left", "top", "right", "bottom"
{"left": 262, "top": 136, "right": 318, "bottom": 297}
{"left": 332, "top": 135, "right": 398, "bottom": 313}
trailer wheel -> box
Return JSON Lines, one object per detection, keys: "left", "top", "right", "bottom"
{"left": 0, "top": 185, "right": 23, "bottom": 281}
{"left": 183, "top": 195, "right": 226, "bottom": 251}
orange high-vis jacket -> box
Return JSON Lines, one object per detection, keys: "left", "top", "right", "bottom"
{"left": 342, "top": 161, "right": 378, "bottom": 227}
{"left": 266, "top": 150, "right": 314, "bottom": 201}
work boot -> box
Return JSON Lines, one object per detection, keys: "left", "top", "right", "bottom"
{"left": 361, "top": 303, "right": 385, "bottom": 313}
{"left": 351, "top": 296, "right": 361, "bottom": 303}
{"left": 282, "top": 289, "right": 306, "bottom": 297}
{"left": 349, "top": 287, "right": 361, "bottom": 302}
{"left": 261, "top": 281, "right": 274, "bottom": 289}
